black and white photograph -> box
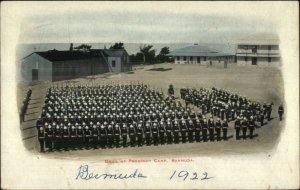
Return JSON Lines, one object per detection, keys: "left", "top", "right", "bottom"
{"left": 1, "top": 1, "right": 299, "bottom": 189}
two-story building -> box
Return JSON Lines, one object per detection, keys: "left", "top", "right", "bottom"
{"left": 236, "top": 35, "right": 281, "bottom": 66}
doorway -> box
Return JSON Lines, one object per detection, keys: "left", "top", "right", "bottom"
{"left": 32, "top": 69, "right": 38, "bottom": 81}
{"left": 252, "top": 57, "right": 257, "bottom": 65}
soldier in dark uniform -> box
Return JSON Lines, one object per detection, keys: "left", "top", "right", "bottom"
{"left": 222, "top": 119, "right": 228, "bottom": 141}
{"left": 187, "top": 119, "right": 195, "bottom": 142}
{"left": 159, "top": 120, "right": 166, "bottom": 144}
{"left": 136, "top": 123, "right": 144, "bottom": 146}
{"left": 257, "top": 108, "right": 264, "bottom": 126}
{"left": 36, "top": 118, "right": 45, "bottom": 152}
{"left": 180, "top": 119, "right": 188, "bottom": 143}
{"left": 202, "top": 119, "right": 208, "bottom": 142}
{"left": 99, "top": 124, "right": 107, "bottom": 148}
{"left": 241, "top": 117, "right": 248, "bottom": 140}
{"left": 114, "top": 124, "right": 121, "bottom": 147}
{"left": 215, "top": 118, "right": 222, "bottom": 141}
{"left": 152, "top": 122, "right": 159, "bottom": 145}
{"left": 107, "top": 124, "right": 114, "bottom": 147}
{"left": 168, "top": 84, "right": 174, "bottom": 96}
{"left": 208, "top": 117, "right": 215, "bottom": 141}
{"left": 173, "top": 120, "right": 180, "bottom": 143}
{"left": 165, "top": 120, "right": 173, "bottom": 143}
{"left": 144, "top": 122, "right": 152, "bottom": 145}
{"left": 194, "top": 118, "right": 201, "bottom": 142}
{"left": 45, "top": 123, "right": 54, "bottom": 151}
{"left": 248, "top": 117, "right": 256, "bottom": 139}
{"left": 278, "top": 104, "right": 284, "bottom": 121}
{"left": 129, "top": 124, "right": 136, "bottom": 146}
{"left": 234, "top": 117, "right": 241, "bottom": 140}
{"left": 121, "top": 123, "right": 128, "bottom": 147}
{"left": 267, "top": 103, "right": 273, "bottom": 121}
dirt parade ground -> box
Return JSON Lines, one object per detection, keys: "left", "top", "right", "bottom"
{"left": 17, "top": 63, "right": 285, "bottom": 161}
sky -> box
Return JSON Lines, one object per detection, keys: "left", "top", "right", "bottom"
{"left": 17, "top": 2, "right": 281, "bottom": 44}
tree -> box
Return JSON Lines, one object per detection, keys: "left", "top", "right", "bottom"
{"left": 139, "top": 45, "right": 156, "bottom": 63}
{"left": 69, "top": 43, "right": 73, "bottom": 51}
{"left": 74, "top": 44, "right": 92, "bottom": 51}
{"left": 157, "top": 46, "right": 171, "bottom": 63}
{"left": 110, "top": 42, "right": 124, "bottom": 50}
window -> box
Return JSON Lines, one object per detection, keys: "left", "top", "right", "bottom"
{"left": 268, "top": 57, "right": 271, "bottom": 62}
{"left": 204, "top": 57, "right": 207, "bottom": 61}
{"left": 197, "top": 57, "right": 200, "bottom": 63}
{"left": 183, "top": 56, "right": 187, "bottom": 61}
{"left": 268, "top": 45, "right": 271, "bottom": 51}
{"left": 112, "top": 60, "right": 116, "bottom": 67}
{"left": 245, "top": 57, "right": 248, "bottom": 62}
{"left": 190, "top": 57, "right": 193, "bottom": 61}
{"left": 177, "top": 56, "right": 180, "bottom": 61}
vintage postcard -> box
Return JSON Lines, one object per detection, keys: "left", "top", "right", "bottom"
{"left": 1, "top": 1, "right": 299, "bottom": 189}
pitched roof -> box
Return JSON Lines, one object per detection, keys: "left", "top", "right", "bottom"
{"left": 168, "top": 45, "right": 234, "bottom": 57}
{"left": 34, "top": 49, "right": 106, "bottom": 62}
{"left": 103, "top": 49, "right": 128, "bottom": 57}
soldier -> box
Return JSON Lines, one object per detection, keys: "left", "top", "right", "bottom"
{"left": 173, "top": 120, "right": 180, "bottom": 143}
{"left": 144, "top": 122, "right": 152, "bottom": 145}
{"left": 165, "top": 120, "right": 173, "bottom": 143}
{"left": 208, "top": 117, "right": 215, "bottom": 141}
{"left": 187, "top": 119, "right": 195, "bottom": 142}
{"left": 45, "top": 123, "right": 54, "bottom": 151}
{"left": 222, "top": 119, "right": 228, "bottom": 141}
{"left": 107, "top": 124, "right": 114, "bottom": 147}
{"left": 180, "top": 119, "right": 188, "bottom": 143}
{"left": 202, "top": 119, "right": 208, "bottom": 142}
{"left": 241, "top": 117, "right": 248, "bottom": 140}
{"left": 159, "top": 120, "right": 166, "bottom": 144}
{"left": 278, "top": 104, "right": 284, "bottom": 121}
{"left": 248, "top": 117, "right": 256, "bottom": 139}
{"left": 194, "top": 118, "right": 201, "bottom": 142}
{"left": 129, "top": 124, "right": 136, "bottom": 146}
{"left": 168, "top": 84, "right": 174, "bottom": 96}
{"left": 83, "top": 122, "right": 91, "bottom": 148}
{"left": 121, "top": 123, "right": 128, "bottom": 147}
{"left": 99, "top": 124, "right": 107, "bottom": 148}
{"left": 267, "top": 103, "right": 273, "bottom": 121}
{"left": 62, "top": 123, "right": 70, "bottom": 150}
{"left": 152, "top": 122, "right": 159, "bottom": 145}
{"left": 234, "top": 117, "right": 241, "bottom": 140}
{"left": 36, "top": 118, "right": 45, "bottom": 152}
{"left": 136, "top": 123, "right": 144, "bottom": 146}
{"left": 215, "top": 118, "right": 222, "bottom": 141}
{"left": 259, "top": 109, "right": 265, "bottom": 126}
{"left": 114, "top": 124, "right": 121, "bottom": 147}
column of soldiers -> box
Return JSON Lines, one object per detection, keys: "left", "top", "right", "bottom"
{"left": 180, "top": 87, "right": 274, "bottom": 140}
{"left": 20, "top": 88, "right": 32, "bottom": 123}
{"left": 37, "top": 83, "right": 228, "bottom": 152}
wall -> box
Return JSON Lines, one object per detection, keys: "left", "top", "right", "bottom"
{"left": 237, "top": 56, "right": 281, "bottom": 67}
{"left": 21, "top": 53, "right": 53, "bottom": 82}
{"left": 108, "top": 57, "right": 121, "bottom": 72}
{"left": 174, "top": 56, "right": 234, "bottom": 66}
{"left": 52, "top": 57, "right": 109, "bottom": 81}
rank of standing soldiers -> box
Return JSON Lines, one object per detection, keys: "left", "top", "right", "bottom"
{"left": 35, "top": 83, "right": 271, "bottom": 152}
{"left": 20, "top": 88, "right": 32, "bottom": 123}
{"left": 180, "top": 87, "right": 273, "bottom": 141}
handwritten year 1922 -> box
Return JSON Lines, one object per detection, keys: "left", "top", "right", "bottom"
{"left": 169, "top": 170, "right": 213, "bottom": 181}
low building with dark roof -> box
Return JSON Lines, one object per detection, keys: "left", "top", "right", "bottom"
{"left": 21, "top": 48, "right": 131, "bottom": 82}
{"left": 168, "top": 44, "right": 235, "bottom": 65}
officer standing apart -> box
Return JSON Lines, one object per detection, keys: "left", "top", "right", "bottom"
{"left": 278, "top": 104, "right": 284, "bottom": 121}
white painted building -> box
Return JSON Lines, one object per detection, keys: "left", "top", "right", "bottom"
{"left": 168, "top": 44, "right": 234, "bottom": 66}
{"left": 104, "top": 49, "right": 130, "bottom": 72}
{"left": 236, "top": 35, "right": 281, "bottom": 66}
